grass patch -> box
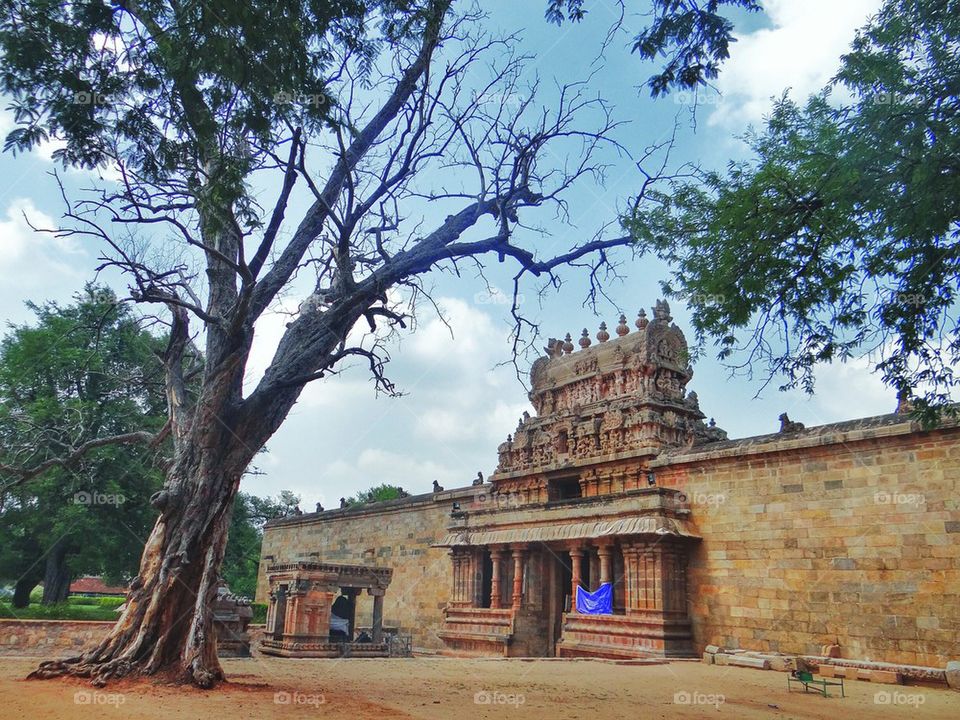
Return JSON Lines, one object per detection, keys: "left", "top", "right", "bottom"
{"left": 0, "top": 600, "right": 120, "bottom": 621}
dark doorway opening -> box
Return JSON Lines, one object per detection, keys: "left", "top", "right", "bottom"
{"left": 479, "top": 550, "right": 493, "bottom": 608}
{"left": 550, "top": 551, "right": 573, "bottom": 653}
{"left": 547, "top": 476, "right": 582, "bottom": 501}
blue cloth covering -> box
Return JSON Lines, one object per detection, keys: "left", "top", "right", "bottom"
{"left": 575, "top": 582, "right": 612, "bottom": 614}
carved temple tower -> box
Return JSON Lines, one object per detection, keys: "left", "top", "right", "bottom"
{"left": 436, "top": 300, "right": 727, "bottom": 658}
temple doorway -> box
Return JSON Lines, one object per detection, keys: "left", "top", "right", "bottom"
{"left": 548, "top": 549, "right": 572, "bottom": 656}
{"left": 479, "top": 551, "right": 493, "bottom": 608}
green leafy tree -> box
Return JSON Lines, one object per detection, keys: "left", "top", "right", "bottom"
{"left": 222, "top": 491, "right": 299, "bottom": 599}
{"left": 0, "top": 0, "right": 754, "bottom": 686}
{"left": 628, "top": 0, "right": 960, "bottom": 422}
{"left": 0, "top": 286, "right": 168, "bottom": 606}
{"left": 345, "top": 483, "right": 408, "bottom": 506}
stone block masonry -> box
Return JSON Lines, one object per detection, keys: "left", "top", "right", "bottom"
{"left": 258, "top": 487, "right": 479, "bottom": 652}
{"left": 652, "top": 417, "right": 960, "bottom": 668}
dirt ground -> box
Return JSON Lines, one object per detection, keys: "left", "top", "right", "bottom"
{"left": 1, "top": 656, "right": 956, "bottom": 719}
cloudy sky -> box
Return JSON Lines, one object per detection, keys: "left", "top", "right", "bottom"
{"left": 0, "top": 0, "right": 893, "bottom": 510}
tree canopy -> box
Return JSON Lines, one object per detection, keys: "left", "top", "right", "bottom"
{"left": 222, "top": 491, "right": 299, "bottom": 598}
{"left": 345, "top": 483, "right": 408, "bottom": 505}
{"left": 627, "top": 0, "right": 960, "bottom": 422}
{"left": 0, "top": 286, "right": 168, "bottom": 605}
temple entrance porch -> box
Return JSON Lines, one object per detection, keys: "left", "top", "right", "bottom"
{"left": 436, "top": 534, "right": 697, "bottom": 659}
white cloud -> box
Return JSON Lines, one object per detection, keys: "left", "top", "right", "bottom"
{"left": 238, "top": 296, "right": 530, "bottom": 507}
{"left": 808, "top": 355, "right": 893, "bottom": 422}
{"left": 0, "top": 198, "right": 86, "bottom": 306}
{"left": 709, "top": 0, "right": 884, "bottom": 129}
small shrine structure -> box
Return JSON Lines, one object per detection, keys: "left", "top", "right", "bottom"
{"left": 260, "top": 561, "right": 393, "bottom": 658}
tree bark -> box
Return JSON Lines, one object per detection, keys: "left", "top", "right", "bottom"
{"left": 40, "top": 538, "right": 71, "bottom": 605}
{"left": 29, "top": 436, "right": 246, "bottom": 687}
{"left": 13, "top": 576, "right": 37, "bottom": 608}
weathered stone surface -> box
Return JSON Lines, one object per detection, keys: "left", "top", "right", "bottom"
{"left": 768, "top": 656, "right": 796, "bottom": 673}
{"left": 701, "top": 651, "right": 714, "bottom": 664}
{"left": 867, "top": 669, "right": 901, "bottom": 684}
{"left": 704, "top": 644, "right": 721, "bottom": 654}
{"left": 0, "top": 620, "right": 113, "bottom": 657}
{"left": 0, "top": 619, "right": 267, "bottom": 658}
{"left": 946, "top": 661, "right": 960, "bottom": 690}
{"left": 728, "top": 655, "right": 771, "bottom": 670}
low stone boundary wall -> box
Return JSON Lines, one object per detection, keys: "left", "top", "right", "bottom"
{"left": 0, "top": 620, "right": 268, "bottom": 658}
{"left": 0, "top": 619, "right": 113, "bottom": 657}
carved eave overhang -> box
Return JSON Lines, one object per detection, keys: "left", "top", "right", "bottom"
{"left": 434, "top": 487, "right": 700, "bottom": 548}
{"left": 265, "top": 561, "right": 393, "bottom": 590}
{"left": 435, "top": 515, "right": 699, "bottom": 548}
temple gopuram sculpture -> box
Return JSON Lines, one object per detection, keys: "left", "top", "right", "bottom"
{"left": 435, "top": 301, "right": 728, "bottom": 659}
{"left": 494, "top": 299, "right": 726, "bottom": 487}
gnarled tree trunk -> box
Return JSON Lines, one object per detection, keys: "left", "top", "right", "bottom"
{"left": 30, "top": 425, "right": 249, "bottom": 687}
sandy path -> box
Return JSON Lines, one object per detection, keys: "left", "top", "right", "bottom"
{"left": 1, "top": 657, "right": 956, "bottom": 719}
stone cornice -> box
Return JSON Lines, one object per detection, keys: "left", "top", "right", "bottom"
{"left": 264, "top": 486, "right": 479, "bottom": 529}
{"left": 650, "top": 412, "right": 960, "bottom": 469}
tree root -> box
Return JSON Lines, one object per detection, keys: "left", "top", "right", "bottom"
{"left": 27, "top": 655, "right": 224, "bottom": 688}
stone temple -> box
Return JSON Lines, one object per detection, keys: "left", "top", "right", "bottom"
{"left": 257, "top": 301, "right": 960, "bottom": 670}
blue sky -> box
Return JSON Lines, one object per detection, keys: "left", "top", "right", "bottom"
{"left": 0, "top": 0, "right": 893, "bottom": 509}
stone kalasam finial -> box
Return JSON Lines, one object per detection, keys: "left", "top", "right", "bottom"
{"left": 562, "top": 333, "right": 574, "bottom": 354}
{"left": 636, "top": 309, "right": 649, "bottom": 330}
{"left": 597, "top": 322, "right": 609, "bottom": 343}
{"left": 579, "top": 329, "right": 591, "bottom": 349}
{"left": 616, "top": 314, "right": 630, "bottom": 336}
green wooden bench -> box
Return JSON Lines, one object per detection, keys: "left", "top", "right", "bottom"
{"left": 787, "top": 670, "right": 845, "bottom": 698}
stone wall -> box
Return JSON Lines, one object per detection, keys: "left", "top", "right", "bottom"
{"left": 257, "top": 487, "right": 478, "bottom": 652}
{"left": 653, "top": 417, "right": 960, "bottom": 668}
{"left": 259, "top": 416, "right": 960, "bottom": 666}
{"left": 0, "top": 620, "right": 113, "bottom": 657}
{"left": 0, "top": 620, "right": 268, "bottom": 658}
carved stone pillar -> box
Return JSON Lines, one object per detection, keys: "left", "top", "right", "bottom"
{"left": 368, "top": 587, "right": 385, "bottom": 643}
{"left": 490, "top": 548, "right": 504, "bottom": 609}
{"left": 510, "top": 545, "right": 526, "bottom": 609}
{"left": 569, "top": 546, "right": 584, "bottom": 613}
{"left": 597, "top": 542, "right": 613, "bottom": 586}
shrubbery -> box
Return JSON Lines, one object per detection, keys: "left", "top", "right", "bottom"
{"left": 0, "top": 600, "right": 119, "bottom": 621}
{"left": 251, "top": 603, "right": 268, "bottom": 624}
{"left": 66, "top": 596, "right": 126, "bottom": 608}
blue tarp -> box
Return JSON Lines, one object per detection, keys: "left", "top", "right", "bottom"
{"left": 575, "top": 583, "right": 612, "bottom": 614}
